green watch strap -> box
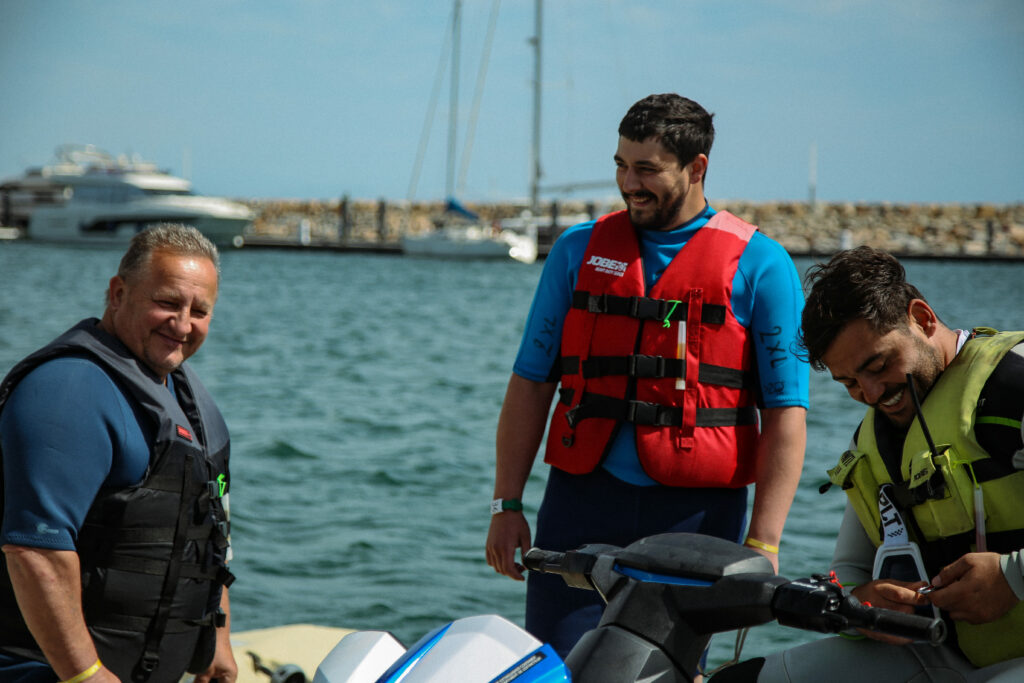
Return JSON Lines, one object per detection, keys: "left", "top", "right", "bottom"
{"left": 490, "top": 498, "right": 523, "bottom": 515}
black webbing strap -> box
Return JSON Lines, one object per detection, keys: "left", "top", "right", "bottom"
{"left": 571, "top": 290, "right": 726, "bottom": 324}
{"left": 928, "top": 526, "right": 1024, "bottom": 561}
{"left": 94, "top": 554, "right": 221, "bottom": 581}
{"left": 132, "top": 452, "right": 195, "bottom": 683}
{"left": 560, "top": 354, "right": 752, "bottom": 389}
{"left": 89, "top": 612, "right": 209, "bottom": 635}
{"left": 88, "top": 524, "right": 211, "bottom": 546}
{"left": 564, "top": 393, "right": 757, "bottom": 429}
{"left": 961, "top": 457, "right": 1020, "bottom": 484}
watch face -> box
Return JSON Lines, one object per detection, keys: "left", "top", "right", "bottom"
{"left": 491, "top": 499, "right": 502, "bottom": 515}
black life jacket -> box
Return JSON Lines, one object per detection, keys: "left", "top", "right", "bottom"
{"left": 0, "top": 319, "right": 234, "bottom": 683}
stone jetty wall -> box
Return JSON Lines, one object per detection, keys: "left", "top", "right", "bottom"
{"left": 242, "top": 197, "right": 1024, "bottom": 258}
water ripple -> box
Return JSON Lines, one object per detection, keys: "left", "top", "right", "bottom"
{"left": 4, "top": 246, "right": 1022, "bottom": 662}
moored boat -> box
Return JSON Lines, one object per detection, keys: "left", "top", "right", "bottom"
{"left": 0, "top": 145, "right": 253, "bottom": 247}
{"left": 401, "top": 199, "right": 538, "bottom": 263}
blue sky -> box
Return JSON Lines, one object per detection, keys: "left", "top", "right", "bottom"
{"left": 1, "top": 0, "right": 1021, "bottom": 204}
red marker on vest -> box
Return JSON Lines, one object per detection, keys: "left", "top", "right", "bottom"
{"left": 176, "top": 425, "right": 193, "bottom": 441}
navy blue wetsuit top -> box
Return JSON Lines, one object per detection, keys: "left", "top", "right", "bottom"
{"left": 1, "top": 357, "right": 158, "bottom": 551}
{"left": 512, "top": 205, "right": 810, "bottom": 485}
{"left": 0, "top": 356, "right": 187, "bottom": 678}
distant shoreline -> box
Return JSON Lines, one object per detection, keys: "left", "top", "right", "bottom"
{"left": 4, "top": 199, "right": 1020, "bottom": 261}
{"left": 240, "top": 198, "right": 1024, "bottom": 261}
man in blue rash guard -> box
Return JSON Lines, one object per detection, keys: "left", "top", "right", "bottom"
{"left": 0, "top": 224, "right": 236, "bottom": 683}
{"left": 485, "top": 93, "right": 809, "bottom": 660}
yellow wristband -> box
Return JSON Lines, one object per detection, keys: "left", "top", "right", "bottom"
{"left": 744, "top": 537, "right": 779, "bottom": 554}
{"left": 61, "top": 659, "right": 102, "bottom": 683}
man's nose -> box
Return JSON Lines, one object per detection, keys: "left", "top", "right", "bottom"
{"left": 618, "top": 167, "right": 641, "bottom": 192}
{"left": 858, "top": 377, "right": 886, "bottom": 405}
{"left": 168, "top": 309, "right": 193, "bottom": 335}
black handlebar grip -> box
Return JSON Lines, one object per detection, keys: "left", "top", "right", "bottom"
{"left": 866, "top": 607, "right": 947, "bottom": 645}
{"left": 523, "top": 547, "right": 566, "bottom": 573}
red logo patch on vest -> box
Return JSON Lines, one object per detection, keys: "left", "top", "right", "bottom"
{"left": 176, "top": 425, "right": 193, "bottom": 441}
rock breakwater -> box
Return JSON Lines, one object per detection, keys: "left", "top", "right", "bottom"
{"left": 242, "top": 198, "right": 1024, "bottom": 259}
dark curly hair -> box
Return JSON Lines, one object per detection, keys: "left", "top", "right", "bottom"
{"left": 618, "top": 93, "right": 715, "bottom": 168}
{"left": 801, "top": 246, "right": 926, "bottom": 370}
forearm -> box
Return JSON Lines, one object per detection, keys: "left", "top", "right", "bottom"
{"left": 746, "top": 406, "right": 806, "bottom": 547}
{"left": 3, "top": 545, "right": 105, "bottom": 681}
{"left": 214, "top": 588, "right": 236, "bottom": 674}
{"left": 195, "top": 587, "right": 237, "bottom": 683}
{"left": 219, "top": 586, "right": 231, "bottom": 629}
{"left": 830, "top": 504, "right": 876, "bottom": 588}
{"left": 493, "top": 373, "right": 556, "bottom": 500}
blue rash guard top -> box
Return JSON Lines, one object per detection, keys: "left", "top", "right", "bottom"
{"left": 0, "top": 357, "right": 161, "bottom": 552}
{"left": 513, "top": 205, "right": 809, "bottom": 485}
{"left": 0, "top": 357, "right": 160, "bottom": 677}
{"left": 0, "top": 325, "right": 233, "bottom": 679}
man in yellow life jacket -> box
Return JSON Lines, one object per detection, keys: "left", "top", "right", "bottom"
{"left": 715, "top": 247, "right": 1024, "bottom": 682}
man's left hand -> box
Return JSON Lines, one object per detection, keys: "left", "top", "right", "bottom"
{"left": 193, "top": 628, "right": 238, "bottom": 683}
{"left": 926, "top": 552, "right": 1020, "bottom": 624}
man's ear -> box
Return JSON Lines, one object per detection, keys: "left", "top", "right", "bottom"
{"left": 908, "top": 299, "right": 938, "bottom": 336}
{"left": 107, "top": 275, "right": 126, "bottom": 310}
{"left": 688, "top": 154, "right": 708, "bottom": 185}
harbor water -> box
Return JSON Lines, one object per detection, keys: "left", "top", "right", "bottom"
{"left": 1, "top": 241, "right": 1022, "bottom": 670}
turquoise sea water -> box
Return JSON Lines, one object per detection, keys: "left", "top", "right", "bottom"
{"left": 1, "top": 241, "right": 1022, "bottom": 670}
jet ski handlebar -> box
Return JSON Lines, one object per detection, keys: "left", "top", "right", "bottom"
{"left": 771, "top": 575, "right": 946, "bottom": 645}
{"left": 523, "top": 542, "right": 946, "bottom": 646}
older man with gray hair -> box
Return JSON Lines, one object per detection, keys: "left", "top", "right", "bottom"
{"left": 0, "top": 224, "right": 237, "bottom": 683}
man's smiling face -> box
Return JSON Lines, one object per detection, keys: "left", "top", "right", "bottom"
{"left": 614, "top": 136, "right": 702, "bottom": 231}
{"left": 821, "top": 317, "right": 944, "bottom": 428}
{"left": 103, "top": 249, "right": 219, "bottom": 379}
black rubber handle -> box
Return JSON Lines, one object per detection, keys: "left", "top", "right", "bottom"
{"left": 523, "top": 547, "right": 566, "bottom": 573}
{"left": 863, "top": 606, "right": 947, "bottom": 645}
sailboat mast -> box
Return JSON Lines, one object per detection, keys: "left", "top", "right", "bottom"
{"left": 529, "top": 0, "right": 542, "bottom": 211}
{"left": 447, "top": 0, "right": 462, "bottom": 199}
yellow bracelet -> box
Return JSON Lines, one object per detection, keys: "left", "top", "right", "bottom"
{"left": 744, "top": 537, "right": 779, "bottom": 554}
{"left": 61, "top": 659, "right": 102, "bottom": 683}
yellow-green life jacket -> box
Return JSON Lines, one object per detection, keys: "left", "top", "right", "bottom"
{"left": 827, "top": 329, "right": 1024, "bottom": 667}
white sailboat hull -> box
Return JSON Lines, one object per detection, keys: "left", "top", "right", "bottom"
{"left": 401, "top": 225, "right": 537, "bottom": 263}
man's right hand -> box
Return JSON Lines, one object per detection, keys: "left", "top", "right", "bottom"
{"left": 851, "top": 579, "right": 931, "bottom": 644}
{"left": 485, "top": 512, "right": 532, "bottom": 581}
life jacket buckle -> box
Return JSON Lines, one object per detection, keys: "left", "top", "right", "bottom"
{"left": 133, "top": 653, "right": 159, "bottom": 681}
{"left": 627, "top": 400, "right": 663, "bottom": 426}
{"left": 629, "top": 296, "right": 661, "bottom": 320}
{"left": 218, "top": 566, "right": 237, "bottom": 588}
{"left": 629, "top": 354, "right": 665, "bottom": 378}
{"left": 206, "top": 474, "right": 228, "bottom": 500}
{"left": 565, "top": 406, "right": 580, "bottom": 429}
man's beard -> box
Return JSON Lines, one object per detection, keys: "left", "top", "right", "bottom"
{"left": 876, "top": 336, "right": 945, "bottom": 429}
{"left": 625, "top": 190, "right": 686, "bottom": 231}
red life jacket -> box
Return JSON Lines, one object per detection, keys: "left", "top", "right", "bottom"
{"left": 544, "top": 210, "right": 760, "bottom": 488}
